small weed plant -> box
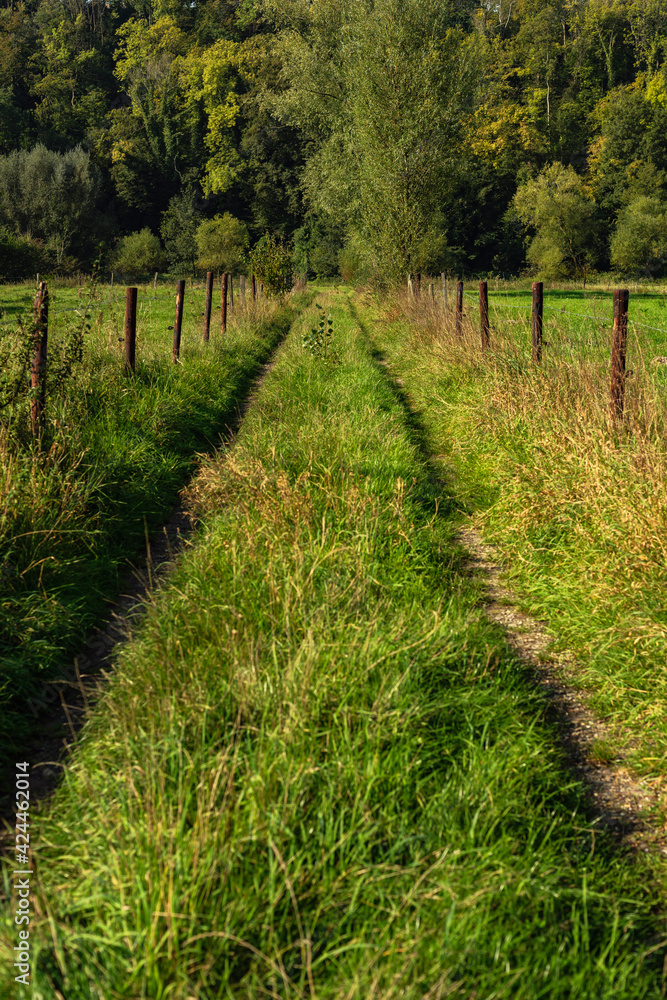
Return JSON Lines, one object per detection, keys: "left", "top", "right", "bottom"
{"left": 303, "top": 303, "right": 334, "bottom": 357}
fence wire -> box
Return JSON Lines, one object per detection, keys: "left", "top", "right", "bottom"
{"left": 462, "top": 290, "right": 667, "bottom": 338}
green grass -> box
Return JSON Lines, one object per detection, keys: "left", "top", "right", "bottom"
{"left": 422, "top": 275, "right": 667, "bottom": 366}
{"left": 5, "top": 290, "right": 665, "bottom": 998}
{"left": 370, "top": 280, "right": 667, "bottom": 790}
{"left": 463, "top": 284, "right": 667, "bottom": 365}
{"left": 0, "top": 281, "right": 305, "bottom": 766}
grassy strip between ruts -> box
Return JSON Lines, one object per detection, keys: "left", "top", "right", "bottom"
{"left": 3, "top": 289, "right": 665, "bottom": 999}
{"left": 366, "top": 287, "right": 667, "bottom": 789}
{"left": 0, "top": 292, "right": 306, "bottom": 767}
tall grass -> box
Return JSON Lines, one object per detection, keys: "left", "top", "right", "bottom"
{"left": 5, "top": 292, "right": 664, "bottom": 998}
{"left": 0, "top": 285, "right": 305, "bottom": 764}
{"left": 372, "top": 285, "right": 667, "bottom": 785}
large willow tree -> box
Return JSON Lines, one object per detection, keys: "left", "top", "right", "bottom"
{"left": 266, "top": 0, "right": 481, "bottom": 279}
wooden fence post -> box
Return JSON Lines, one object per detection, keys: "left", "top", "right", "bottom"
{"left": 479, "top": 281, "right": 490, "bottom": 349}
{"left": 203, "top": 271, "right": 213, "bottom": 342}
{"left": 532, "top": 281, "right": 543, "bottom": 363}
{"left": 429, "top": 282, "right": 435, "bottom": 302}
{"left": 251, "top": 274, "right": 256, "bottom": 303}
{"left": 229, "top": 274, "right": 234, "bottom": 312}
{"left": 31, "top": 281, "right": 48, "bottom": 433}
{"left": 407, "top": 274, "right": 414, "bottom": 297}
{"left": 240, "top": 274, "right": 246, "bottom": 309}
{"left": 222, "top": 273, "right": 228, "bottom": 334}
{"left": 125, "top": 287, "right": 137, "bottom": 373}
{"left": 441, "top": 272, "right": 448, "bottom": 310}
{"left": 415, "top": 273, "right": 422, "bottom": 297}
{"left": 456, "top": 281, "right": 463, "bottom": 336}
{"left": 610, "top": 288, "right": 630, "bottom": 420}
{"left": 173, "top": 279, "right": 185, "bottom": 363}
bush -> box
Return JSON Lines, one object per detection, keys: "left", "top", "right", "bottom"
{"left": 195, "top": 213, "right": 248, "bottom": 274}
{"left": 610, "top": 196, "right": 667, "bottom": 276}
{"left": 514, "top": 163, "right": 597, "bottom": 282}
{"left": 246, "top": 232, "right": 294, "bottom": 297}
{"left": 0, "top": 230, "right": 45, "bottom": 281}
{"left": 113, "top": 229, "right": 166, "bottom": 275}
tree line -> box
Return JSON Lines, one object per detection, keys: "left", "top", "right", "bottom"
{"left": 0, "top": 0, "right": 666, "bottom": 281}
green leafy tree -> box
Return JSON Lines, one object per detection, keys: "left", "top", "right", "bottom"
{"left": 611, "top": 195, "right": 667, "bottom": 275}
{"left": 113, "top": 228, "right": 165, "bottom": 274}
{"left": 160, "top": 190, "right": 203, "bottom": 274}
{"left": 514, "top": 163, "right": 597, "bottom": 282}
{"left": 267, "top": 0, "right": 479, "bottom": 280}
{"left": 195, "top": 213, "right": 249, "bottom": 273}
{"left": 292, "top": 215, "right": 343, "bottom": 278}
{"left": 0, "top": 144, "right": 101, "bottom": 265}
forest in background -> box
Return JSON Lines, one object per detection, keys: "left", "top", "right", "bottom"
{"left": 0, "top": 0, "right": 666, "bottom": 282}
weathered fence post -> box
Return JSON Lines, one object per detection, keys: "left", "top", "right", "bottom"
{"left": 222, "top": 273, "right": 228, "bottom": 334}
{"left": 240, "top": 274, "right": 246, "bottom": 309}
{"left": 407, "top": 274, "right": 414, "bottom": 297}
{"left": 153, "top": 271, "right": 158, "bottom": 291}
{"left": 173, "top": 279, "right": 185, "bottom": 363}
{"left": 610, "top": 288, "right": 630, "bottom": 421}
{"left": 229, "top": 274, "right": 234, "bottom": 312}
{"left": 415, "top": 273, "right": 422, "bottom": 297}
{"left": 125, "top": 287, "right": 137, "bottom": 373}
{"left": 203, "top": 271, "right": 213, "bottom": 342}
{"left": 251, "top": 274, "right": 257, "bottom": 303}
{"left": 455, "top": 281, "right": 463, "bottom": 336}
{"left": 31, "top": 281, "right": 48, "bottom": 433}
{"left": 479, "top": 281, "right": 490, "bottom": 349}
{"left": 429, "top": 282, "right": 435, "bottom": 303}
{"left": 532, "top": 281, "right": 543, "bottom": 363}
{"left": 441, "top": 272, "right": 448, "bottom": 310}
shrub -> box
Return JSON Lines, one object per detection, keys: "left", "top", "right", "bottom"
{"left": 195, "top": 213, "right": 248, "bottom": 274}
{"left": 610, "top": 195, "right": 667, "bottom": 276}
{"left": 0, "top": 230, "right": 45, "bottom": 281}
{"left": 246, "top": 232, "right": 293, "bottom": 297}
{"left": 113, "top": 229, "right": 166, "bottom": 275}
{"left": 514, "top": 163, "right": 597, "bottom": 282}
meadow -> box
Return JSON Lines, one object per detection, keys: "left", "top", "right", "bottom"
{"left": 0, "top": 288, "right": 664, "bottom": 998}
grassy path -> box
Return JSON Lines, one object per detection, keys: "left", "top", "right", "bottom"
{"left": 2, "top": 289, "right": 664, "bottom": 998}
{"left": 369, "top": 287, "right": 667, "bottom": 791}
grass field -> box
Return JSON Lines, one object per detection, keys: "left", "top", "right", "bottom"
{"left": 0, "top": 276, "right": 302, "bottom": 768}
{"left": 457, "top": 280, "right": 667, "bottom": 365}
{"left": 1, "top": 288, "right": 664, "bottom": 998}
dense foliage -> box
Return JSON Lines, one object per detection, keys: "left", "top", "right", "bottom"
{"left": 2, "top": 0, "right": 667, "bottom": 278}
